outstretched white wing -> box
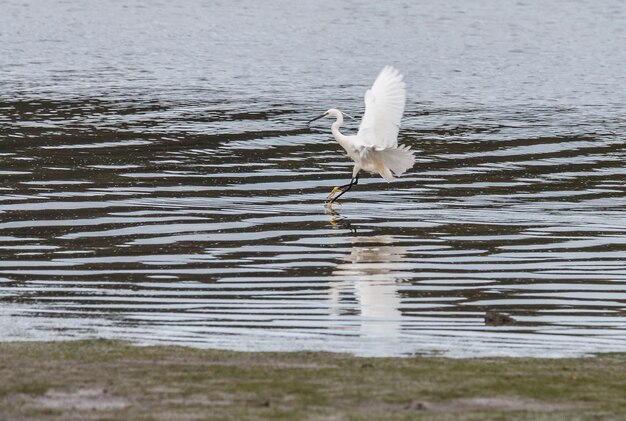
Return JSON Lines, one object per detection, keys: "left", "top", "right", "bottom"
{"left": 357, "top": 66, "right": 406, "bottom": 150}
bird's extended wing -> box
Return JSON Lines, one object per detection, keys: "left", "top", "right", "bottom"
{"left": 357, "top": 66, "right": 406, "bottom": 150}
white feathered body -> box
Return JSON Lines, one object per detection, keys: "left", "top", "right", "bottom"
{"left": 334, "top": 132, "right": 414, "bottom": 181}
{"left": 329, "top": 66, "right": 415, "bottom": 181}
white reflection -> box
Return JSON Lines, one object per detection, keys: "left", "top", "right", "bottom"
{"left": 330, "top": 234, "right": 408, "bottom": 351}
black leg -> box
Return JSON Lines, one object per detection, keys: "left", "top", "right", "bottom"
{"left": 327, "top": 176, "right": 359, "bottom": 204}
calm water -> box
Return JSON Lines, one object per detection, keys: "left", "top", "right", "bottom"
{"left": 1, "top": 0, "right": 626, "bottom": 357}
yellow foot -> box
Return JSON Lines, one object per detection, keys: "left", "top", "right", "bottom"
{"left": 326, "top": 186, "right": 342, "bottom": 200}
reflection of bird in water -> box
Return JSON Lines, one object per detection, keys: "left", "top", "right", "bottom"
{"left": 325, "top": 206, "right": 357, "bottom": 233}
{"left": 308, "top": 66, "right": 415, "bottom": 205}
{"left": 330, "top": 235, "right": 408, "bottom": 347}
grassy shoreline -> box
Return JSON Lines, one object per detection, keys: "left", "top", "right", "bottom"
{"left": 1, "top": 340, "right": 625, "bottom": 420}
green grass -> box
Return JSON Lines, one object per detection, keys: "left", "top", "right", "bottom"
{"left": 0, "top": 340, "right": 625, "bottom": 420}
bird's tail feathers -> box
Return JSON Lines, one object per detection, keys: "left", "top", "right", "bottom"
{"left": 374, "top": 145, "right": 415, "bottom": 181}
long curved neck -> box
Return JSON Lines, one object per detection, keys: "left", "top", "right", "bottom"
{"left": 331, "top": 113, "right": 345, "bottom": 140}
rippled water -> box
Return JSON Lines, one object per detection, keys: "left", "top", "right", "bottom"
{"left": 1, "top": 0, "right": 626, "bottom": 357}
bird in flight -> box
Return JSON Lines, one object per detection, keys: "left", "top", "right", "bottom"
{"left": 309, "top": 66, "right": 414, "bottom": 205}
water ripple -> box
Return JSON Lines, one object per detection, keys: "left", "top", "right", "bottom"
{"left": 2, "top": 0, "right": 626, "bottom": 356}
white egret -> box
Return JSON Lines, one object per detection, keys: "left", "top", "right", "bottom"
{"left": 309, "top": 66, "right": 415, "bottom": 205}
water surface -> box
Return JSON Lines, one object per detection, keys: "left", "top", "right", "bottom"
{"left": 1, "top": 0, "right": 626, "bottom": 357}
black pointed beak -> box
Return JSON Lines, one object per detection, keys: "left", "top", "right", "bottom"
{"left": 307, "top": 113, "right": 327, "bottom": 124}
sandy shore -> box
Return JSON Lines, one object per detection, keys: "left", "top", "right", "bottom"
{"left": 1, "top": 340, "right": 625, "bottom": 420}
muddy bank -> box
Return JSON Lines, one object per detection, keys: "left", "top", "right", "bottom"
{"left": 0, "top": 340, "right": 625, "bottom": 420}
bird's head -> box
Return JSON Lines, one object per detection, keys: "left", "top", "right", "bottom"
{"left": 307, "top": 108, "right": 343, "bottom": 124}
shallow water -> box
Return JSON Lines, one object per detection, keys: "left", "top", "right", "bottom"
{"left": 1, "top": 0, "right": 626, "bottom": 357}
